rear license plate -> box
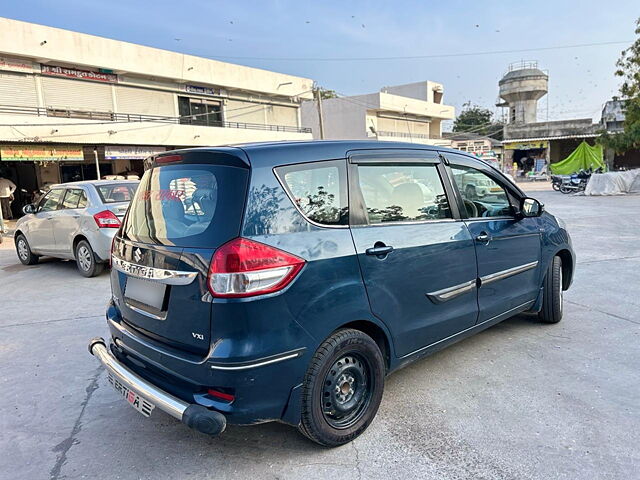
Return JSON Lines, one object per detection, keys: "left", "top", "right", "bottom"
{"left": 124, "top": 277, "right": 166, "bottom": 310}
{"left": 107, "top": 372, "right": 155, "bottom": 417}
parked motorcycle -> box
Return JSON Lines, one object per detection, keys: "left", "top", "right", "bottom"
{"left": 551, "top": 175, "right": 567, "bottom": 191}
{"left": 559, "top": 170, "right": 592, "bottom": 194}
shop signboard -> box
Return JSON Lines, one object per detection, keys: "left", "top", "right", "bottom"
{"left": 0, "top": 56, "right": 35, "bottom": 73}
{"left": 105, "top": 146, "right": 166, "bottom": 160}
{"left": 504, "top": 141, "right": 549, "bottom": 151}
{"left": 184, "top": 84, "right": 218, "bottom": 96}
{"left": 0, "top": 145, "right": 84, "bottom": 162}
{"left": 41, "top": 64, "right": 118, "bottom": 83}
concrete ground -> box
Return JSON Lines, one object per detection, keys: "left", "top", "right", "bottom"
{"left": 1, "top": 189, "right": 638, "bottom": 480}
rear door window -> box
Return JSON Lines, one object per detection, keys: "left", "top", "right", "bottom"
{"left": 122, "top": 164, "right": 248, "bottom": 247}
{"left": 61, "top": 189, "right": 85, "bottom": 209}
{"left": 275, "top": 160, "right": 348, "bottom": 226}
{"left": 356, "top": 164, "right": 452, "bottom": 223}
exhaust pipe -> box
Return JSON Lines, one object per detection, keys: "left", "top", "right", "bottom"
{"left": 88, "top": 337, "right": 226, "bottom": 436}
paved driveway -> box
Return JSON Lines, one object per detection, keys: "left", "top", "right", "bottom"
{"left": 1, "top": 190, "right": 638, "bottom": 479}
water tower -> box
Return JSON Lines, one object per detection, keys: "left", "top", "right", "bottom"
{"left": 497, "top": 61, "right": 548, "bottom": 124}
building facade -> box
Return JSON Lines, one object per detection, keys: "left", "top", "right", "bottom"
{"left": 496, "top": 62, "right": 603, "bottom": 175}
{"left": 600, "top": 99, "right": 640, "bottom": 170}
{"left": 446, "top": 132, "right": 504, "bottom": 167}
{"left": 0, "top": 18, "right": 313, "bottom": 217}
{"left": 301, "top": 81, "right": 454, "bottom": 146}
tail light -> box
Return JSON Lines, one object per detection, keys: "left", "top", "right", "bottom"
{"left": 93, "top": 210, "right": 121, "bottom": 228}
{"left": 208, "top": 238, "right": 305, "bottom": 298}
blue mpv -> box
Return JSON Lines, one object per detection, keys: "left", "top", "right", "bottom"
{"left": 89, "top": 141, "right": 575, "bottom": 446}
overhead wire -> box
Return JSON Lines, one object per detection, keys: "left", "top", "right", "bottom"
{"left": 208, "top": 40, "right": 632, "bottom": 62}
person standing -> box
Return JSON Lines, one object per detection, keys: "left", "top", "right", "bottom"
{"left": 0, "top": 175, "right": 17, "bottom": 220}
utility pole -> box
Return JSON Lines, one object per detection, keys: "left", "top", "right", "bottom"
{"left": 93, "top": 147, "right": 101, "bottom": 180}
{"left": 314, "top": 86, "right": 325, "bottom": 140}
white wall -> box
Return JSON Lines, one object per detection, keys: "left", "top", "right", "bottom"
{"left": 0, "top": 114, "right": 311, "bottom": 146}
{"left": 0, "top": 18, "right": 313, "bottom": 100}
{"left": 301, "top": 97, "right": 368, "bottom": 139}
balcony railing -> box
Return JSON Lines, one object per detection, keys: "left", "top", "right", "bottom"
{"left": 0, "top": 105, "right": 312, "bottom": 134}
{"left": 376, "top": 130, "right": 433, "bottom": 140}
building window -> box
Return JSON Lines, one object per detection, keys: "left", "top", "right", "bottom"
{"left": 178, "top": 97, "right": 222, "bottom": 126}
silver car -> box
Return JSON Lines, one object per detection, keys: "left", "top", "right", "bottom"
{"left": 14, "top": 180, "right": 139, "bottom": 277}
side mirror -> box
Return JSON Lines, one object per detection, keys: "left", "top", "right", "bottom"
{"left": 520, "top": 197, "right": 543, "bottom": 218}
{"left": 22, "top": 204, "right": 36, "bottom": 215}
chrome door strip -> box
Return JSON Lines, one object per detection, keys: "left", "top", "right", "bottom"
{"left": 426, "top": 280, "right": 476, "bottom": 303}
{"left": 112, "top": 256, "right": 198, "bottom": 285}
{"left": 480, "top": 261, "right": 538, "bottom": 286}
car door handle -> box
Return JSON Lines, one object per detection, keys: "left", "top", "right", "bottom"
{"left": 475, "top": 232, "right": 491, "bottom": 243}
{"left": 366, "top": 244, "right": 394, "bottom": 256}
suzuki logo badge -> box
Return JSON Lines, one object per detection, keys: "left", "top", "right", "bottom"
{"left": 133, "top": 248, "right": 143, "bottom": 263}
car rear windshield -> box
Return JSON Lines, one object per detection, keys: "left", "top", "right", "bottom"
{"left": 121, "top": 164, "right": 248, "bottom": 247}
{"left": 96, "top": 183, "right": 138, "bottom": 204}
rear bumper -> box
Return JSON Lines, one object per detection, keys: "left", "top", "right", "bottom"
{"left": 88, "top": 337, "right": 227, "bottom": 436}
{"left": 86, "top": 228, "right": 116, "bottom": 262}
{"left": 102, "top": 299, "right": 310, "bottom": 425}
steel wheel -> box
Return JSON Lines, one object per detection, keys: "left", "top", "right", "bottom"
{"left": 321, "top": 353, "right": 373, "bottom": 430}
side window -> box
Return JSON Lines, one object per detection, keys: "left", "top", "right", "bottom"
{"left": 77, "top": 191, "right": 88, "bottom": 208}
{"left": 356, "top": 164, "right": 452, "bottom": 224}
{"left": 450, "top": 166, "right": 512, "bottom": 218}
{"left": 276, "top": 160, "right": 348, "bottom": 226}
{"left": 39, "top": 189, "right": 63, "bottom": 212}
{"left": 61, "top": 189, "right": 84, "bottom": 209}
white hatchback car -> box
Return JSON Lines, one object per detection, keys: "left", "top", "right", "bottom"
{"left": 14, "top": 180, "right": 138, "bottom": 277}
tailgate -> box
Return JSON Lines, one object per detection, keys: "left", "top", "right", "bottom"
{"left": 111, "top": 152, "right": 249, "bottom": 355}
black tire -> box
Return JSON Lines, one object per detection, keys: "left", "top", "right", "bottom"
{"left": 75, "top": 240, "right": 104, "bottom": 278}
{"left": 552, "top": 183, "right": 560, "bottom": 191}
{"left": 298, "top": 328, "right": 385, "bottom": 447}
{"left": 15, "top": 234, "right": 39, "bottom": 265}
{"left": 539, "top": 256, "right": 563, "bottom": 324}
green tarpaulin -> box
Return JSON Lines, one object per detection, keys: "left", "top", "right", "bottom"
{"left": 549, "top": 141, "right": 605, "bottom": 174}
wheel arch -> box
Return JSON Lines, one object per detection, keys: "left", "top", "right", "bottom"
{"left": 73, "top": 234, "right": 89, "bottom": 254}
{"left": 336, "top": 320, "right": 393, "bottom": 372}
{"left": 555, "top": 248, "right": 574, "bottom": 290}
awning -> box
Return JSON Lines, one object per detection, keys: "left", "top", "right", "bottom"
{"left": 502, "top": 133, "right": 598, "bottom": 144}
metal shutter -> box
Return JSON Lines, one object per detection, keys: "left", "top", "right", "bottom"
{"left": 42, "top": 77, "right": 114, "bottom": 112}
{"left": 115, "top": 86, "right": 175, "bottom": 116}
{"left": 0, "top": 72, "right": 38, "bottom": 107}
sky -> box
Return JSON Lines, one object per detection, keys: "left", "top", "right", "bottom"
{"left": 1, "top": 0, "right": 638, "bottom": 129}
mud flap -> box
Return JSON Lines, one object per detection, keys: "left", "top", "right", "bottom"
{"left": 280, "top": 383, "right": 303, "bottom": 426}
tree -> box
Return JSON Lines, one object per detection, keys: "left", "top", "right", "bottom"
{"left": 599, "top": 17, "right": 640, "bottom": 153}
{"left": 452, "top": 104, "right": 503, "bottom": 140}
{"left": 314, "top": 87, "right": 337, "bottom": 100}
